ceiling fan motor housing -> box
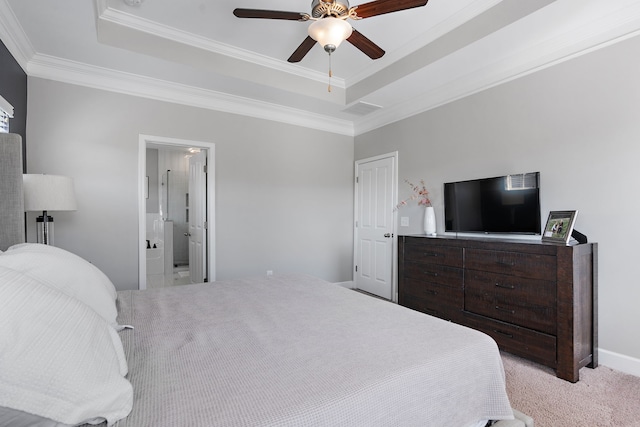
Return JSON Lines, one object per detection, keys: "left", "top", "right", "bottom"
{"left": 311, "top": 0, "right": 350, "bottom": 18}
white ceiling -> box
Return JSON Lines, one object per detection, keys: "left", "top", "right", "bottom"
{"left": 2, "top": 0, "right": 640, "bottom": 135}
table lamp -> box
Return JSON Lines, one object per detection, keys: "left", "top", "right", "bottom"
{"left": 23, "top": 174, "right": 77, "bottom": 245}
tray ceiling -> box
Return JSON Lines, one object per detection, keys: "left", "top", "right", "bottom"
{"left": 2, "top": 0, "right": 640, "bottom": 135}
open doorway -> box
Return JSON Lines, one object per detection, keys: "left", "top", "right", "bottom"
{"left": 138, "top": 135, "right": 215, "bottom": 290}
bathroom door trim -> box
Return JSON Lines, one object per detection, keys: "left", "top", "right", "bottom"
{"left": 138, "top": 134, "right": 216, "bottom": 290}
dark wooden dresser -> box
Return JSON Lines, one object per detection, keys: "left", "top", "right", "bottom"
{"left": 398, "top": 235, "right": 598, "bottom": 382}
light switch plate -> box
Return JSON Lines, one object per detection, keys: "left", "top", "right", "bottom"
{"left": 400, "top": 217, "right": 409, "bottom": 227}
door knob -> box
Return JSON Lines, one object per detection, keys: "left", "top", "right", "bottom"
{"left": 184, "top": 232, "right": 191, "bottom": 237}
{"left": 384, "top": 233, "right": 392, "bottom": 238}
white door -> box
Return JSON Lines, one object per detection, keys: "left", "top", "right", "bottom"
{"left": 188, "top": 151, "right": 207, "bottom": 283}
{"left": 354, "top": 154, "right": 396, "bottom": 300}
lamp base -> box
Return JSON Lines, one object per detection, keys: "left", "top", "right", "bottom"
{"left": 36, "top": 214, "right": 54, "bottom": 245}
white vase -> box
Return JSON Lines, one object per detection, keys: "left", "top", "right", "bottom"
{"left": 424, "top": 206, "right": 436, "bottom": 236}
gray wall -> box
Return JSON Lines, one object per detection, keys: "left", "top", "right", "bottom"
{"left": 25, "top": 78, "right": 354, "bottom": 289}
{"left": 355, "top": 35, "right": 640, "bottom": 365}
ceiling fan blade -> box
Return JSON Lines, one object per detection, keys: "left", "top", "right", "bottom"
{"left": 347, "top": 29, "right": 385, "bottom": 59}
{"left": 288, "top": 36, "right": 317, "bottom": 63}
{"left": 351, "top": 0, "right": 428, "bottom": 19}
{"left": 233, "top": 8, "right": 309, "bottom": 21}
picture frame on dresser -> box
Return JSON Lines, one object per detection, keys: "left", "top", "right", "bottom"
{"left": 542, "top": 210, "right": 577, "bottom": 243}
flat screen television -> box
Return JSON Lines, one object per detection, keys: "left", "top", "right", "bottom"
{"left": 444, "top": 172, "right": 541, "bottom": 235}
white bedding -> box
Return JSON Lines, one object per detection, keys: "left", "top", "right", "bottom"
{"left": 0, "top": 265, "right": 132, "bottom": 426}
{"left": 0, "top": 243, "right": 119, "bottom": 327}
{"left": 114, "top": 274, "right": 513, "bottom": 426}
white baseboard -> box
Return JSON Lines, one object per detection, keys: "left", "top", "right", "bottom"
{"left": 598, "top": 348, "right": 640, "bottom": 378}
{"left": 335, "top": 281, "right": 355, "bottom": 289}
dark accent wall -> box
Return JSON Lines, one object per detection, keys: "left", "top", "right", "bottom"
{"left": 0, "top": 40, "right": 27, "bottom": 170}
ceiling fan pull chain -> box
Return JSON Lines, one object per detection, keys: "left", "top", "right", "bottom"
{"left": 328, "top": 51, "right": 333, "bottom": 92}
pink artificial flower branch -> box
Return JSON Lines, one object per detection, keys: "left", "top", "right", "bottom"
{"left": 395, "top": 179, "right": 431, "bottom": 210}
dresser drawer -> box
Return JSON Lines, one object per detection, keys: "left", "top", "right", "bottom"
{"left": 400, "top": 280, "right": 462, "bottom": 322}
{"left": 401, "top": 278, "right": 463, "bottom": 305}
{"left": 465, "top": 248, "right": 556, "bottom": 281}
{"left": 465, "top": 270, "right": 557, "bottom": 334}
{"left": 403, "top": 239, "right": 463, "bottom": 268}
{"left": 463, "top": 312, "right": 557, "bottom": 368}
{"left": 403, "top": 261, "right": 463, "bottom": 288}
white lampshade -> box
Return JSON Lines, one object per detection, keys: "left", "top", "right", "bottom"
{"left": 308, "top": 17, "right": 353, "bottom": 51}
{"left": 23, "top": 174, "right": 77, "bottom": 212}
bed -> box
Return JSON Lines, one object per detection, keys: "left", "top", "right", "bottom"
{"left": 0, "top": 133, "right": 518, "bottom": 427}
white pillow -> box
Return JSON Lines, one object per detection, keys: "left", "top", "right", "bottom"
{"left": 7, "top": 243, "right": 117, "bottom": 299}
{"left": 0, "top": 266, "right": 132, "bottom": 426}
{"left": 0, "top": 243, "right": 118, "bottom": 327}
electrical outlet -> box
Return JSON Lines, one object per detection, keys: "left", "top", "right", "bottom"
{"left": 266, "top": 270, "right": 273, "bottom": 276}
{"left": 400, "top": 217, "right": 409, "bottom": 227}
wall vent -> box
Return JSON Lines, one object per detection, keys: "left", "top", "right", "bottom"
{"left": 342, "top": 101, "right": 382, "bottom": 116}
{"left": 506, "top": 172, "right": 538, "bottom": 190}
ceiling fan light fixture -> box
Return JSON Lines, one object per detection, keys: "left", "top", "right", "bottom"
{"left": 308, "top": 17, "right": 353, "bottom": 53}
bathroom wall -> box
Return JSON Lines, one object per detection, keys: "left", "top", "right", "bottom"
{"left": 158, "top": 148, "right": 190, "bottom": 266}
{"left": 146, "top": 148, "right": 159, "bottom": 214}
{"left": 145, "top": 147, "right": 163, "bottom": 273}
{"left": 145, "top": 146, "right": 190, "bottom": 268}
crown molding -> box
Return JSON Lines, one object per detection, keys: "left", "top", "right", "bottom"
{"left": 354, "top": 0, "right": 640, "bottom": 135}
{"left": 95, "top": 0, "right": 343, "bottom": 89}
{"left": 27, "top": 54, "right": 354, "bottom": 136}
{"left": 0, "top": 0, "right": 35, "bottom": 71}
{"left": 5, "top": 0, "right": 640, "bottom": 138}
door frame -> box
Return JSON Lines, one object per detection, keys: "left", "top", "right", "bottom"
{"left": 353, "top": 152, "right": 399, "bottom": 302}
{"left": 138, "top": 134, "right": 216, "bottom": 290}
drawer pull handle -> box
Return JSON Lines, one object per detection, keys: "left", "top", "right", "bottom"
{"left": 495, "top": 305, "right": 515, "bottom": 314}
{"left": 497, "top": 260, "right": 516, "bottom": 266}
{"left": 493, "top": 329, "right": 514, "bottom": 339}
{"left": 423, "top": 252, "right": 439, "bottom": 257}
{"left": 425, "top": 289, "right": 438, "bottom": 296}
{"left": 424, "top": 271, "right": 439, "bottom": 277}
{"left": 495, "top": 283, "right": 515, "bottom": 290}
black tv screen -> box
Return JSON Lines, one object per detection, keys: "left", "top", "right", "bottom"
{"left": 444, "top": 172, "right": 541, "bottom": 235}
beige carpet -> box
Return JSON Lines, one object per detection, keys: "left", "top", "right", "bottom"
{"left": 501, "top": 352, "right": 640, "bottom": 427}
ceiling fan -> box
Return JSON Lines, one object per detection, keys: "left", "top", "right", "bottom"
{"left": 233, "top": 0, "right": 429, "bottom": 63}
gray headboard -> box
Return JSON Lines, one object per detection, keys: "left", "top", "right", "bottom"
{"left": 0, "top": 133, "right": 25, "bottom": 251}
